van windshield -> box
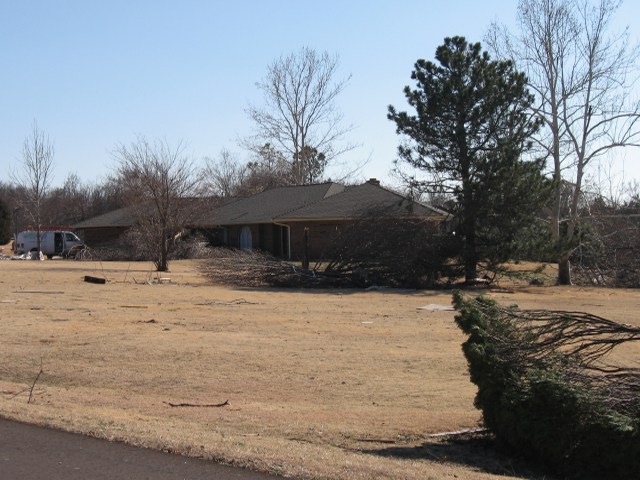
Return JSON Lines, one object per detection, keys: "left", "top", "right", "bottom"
{"left": 65, "top": 233, "right": 81, "bottom": 242}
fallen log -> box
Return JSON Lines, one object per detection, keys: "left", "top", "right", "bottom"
{"left": 84, "top": 275, "right": 106, "bottom": 284}
{"left": 163, "top": 400, "right": 229, "bottom": 408}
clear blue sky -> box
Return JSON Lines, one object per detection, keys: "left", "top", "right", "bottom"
{"left": 1, "top": 0, "right": 638, "bottom": 189}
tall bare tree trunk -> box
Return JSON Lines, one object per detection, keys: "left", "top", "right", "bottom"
{"left": 11, "top": 121, "right": 55, "bottom": 259}
{"left": 463, "top": 180, "right": 478, "bottom": 283}
{"left": 487, "top": 0, "right": 640, "bottom": 286}
{"left": 464, "top": 230, "right": 478, "bottom": 283}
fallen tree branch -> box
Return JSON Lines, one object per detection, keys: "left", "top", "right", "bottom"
{"left": 163, "top": 400, "right": 229, "bottom": 408}
{"left": 13, "top": 290, "right": 64, "bottom": 294}
{"left": 196, "top": 298, "right": 261, "bottom": 306}
{"left": 453, "top": 292, "right": 640, "bottom": 478}
{"left": 28, "top": 358, "right": 44, "bottom": 404}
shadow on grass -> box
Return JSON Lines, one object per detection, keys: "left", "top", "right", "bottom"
{"left": 360, "top": 433, "right": 553, "bottom": 480}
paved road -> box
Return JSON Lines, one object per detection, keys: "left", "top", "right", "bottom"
{"left": 0, "top": 418, "right": 275, "bottom": 479}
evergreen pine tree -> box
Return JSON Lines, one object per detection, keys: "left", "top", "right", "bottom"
{"left": 389, "top": 36, "right": 550, "bottom": 282}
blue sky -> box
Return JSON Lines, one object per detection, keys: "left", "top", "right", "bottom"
{"left": 1, "top": 0, "right": 638, "bottom": 189}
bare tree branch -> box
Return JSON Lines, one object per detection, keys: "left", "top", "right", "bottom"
{"left": 10, "top": 120, "right": 55, "bottom": 254}
{"left": 202, "top": 149, "right": 247, "bottom": 197}
{"left": 112, "top": 136, "right": 202, "bottom": 271}
{"left": 486, "top": 0, "right": 640, "bottom": 284}
{"left": 245, "top": 47, "right": 357, "bottom": 184}
{"left": 27, "top": 357, "right": 44, "bottom": 405}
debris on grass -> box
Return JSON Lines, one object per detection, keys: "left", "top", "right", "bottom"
{"left": 417, "top": 304, "right": 454, "bottom": 311}
{"left": 163, "top": 400, "right": 229, "bottom": 408}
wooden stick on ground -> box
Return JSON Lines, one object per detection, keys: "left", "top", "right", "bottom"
{"left": 163, "top": 400, "right": 229, "bottom": 408}
{"left": 27, "top": 358, "right": 44, "bottom": 404}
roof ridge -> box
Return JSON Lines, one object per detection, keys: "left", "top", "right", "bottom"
{"left": 268, "top": 181, "right": 337, "bottom": 192}
{"left": 270, "top": 182, "right": 346, "bottom": 220}
{"left": 274, "top": 181, "right": 449, "bottom": 221}
{"left": 323, "top": 182, "right": 346, "bottom": 199}
{"left": 360, "top": 182, "right": 449, "bottom": 216}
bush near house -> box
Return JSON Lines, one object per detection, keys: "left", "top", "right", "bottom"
{"left": 453, "top": 292, "right": 640, "bottom": 479}
{"left": 321, "top": 215, "right": 460, "bottom": 288}
{"left": 571, "top": 213, "right": 640, "bottom": 287}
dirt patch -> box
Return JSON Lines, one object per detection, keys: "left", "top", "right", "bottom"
{"left": 0, "top": 255, "right": 638, "bottom": 479}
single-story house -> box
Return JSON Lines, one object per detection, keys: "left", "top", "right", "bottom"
{"left": 73, "top": 179, "right": 448, "bottom": 260}
{"left": 73, "top": 206, "right": 136, "bottom": 247}
{"left": 199, "top": 178, "right": 448, "bottom": 260}
{"left": 73, "top": 198, "right": 205, "bottom": 247}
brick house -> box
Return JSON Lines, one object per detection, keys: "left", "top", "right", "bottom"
{"left": 200, "top": 179, "right": 448, "bottom": 260}
{"left": 74, "top": 179, "right": 448, "bottom": 260}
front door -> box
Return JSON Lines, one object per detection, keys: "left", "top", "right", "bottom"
{"left": 239, "top": 226, "right": 252, "bottom": 250}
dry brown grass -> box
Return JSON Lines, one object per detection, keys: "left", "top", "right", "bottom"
{"left": 1, "top": 252, "right": 639, "bottom": 479}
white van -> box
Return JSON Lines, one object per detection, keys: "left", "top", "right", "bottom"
{"left": 14, "top": 230, "right": 85, "bottom": 259}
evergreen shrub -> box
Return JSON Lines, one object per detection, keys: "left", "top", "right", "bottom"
{"left": 453, "top": 292, "right": 640, "bottom": 479}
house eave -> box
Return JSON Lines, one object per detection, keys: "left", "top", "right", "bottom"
{"left": 274, "top": 215, "right": 446, "bottom": 223}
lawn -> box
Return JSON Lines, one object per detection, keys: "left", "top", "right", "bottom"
{"left": 1, "top": 256, "right": 638, "bottom": 479}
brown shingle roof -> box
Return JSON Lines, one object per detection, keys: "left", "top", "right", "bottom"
{"left": 276, "top": 182, "right": 446, "bottom": 221}
{"left": 201, "top": 182, "right": 345, "bottom": 225}
{"left": 73, "top": 207, "right": 136, "bottom": 229}
{"left": 73, "top": 181, "right": 447, "bottom": 230}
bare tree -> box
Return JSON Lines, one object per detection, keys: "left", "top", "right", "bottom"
{"left": 113, "top": 136, "right": 202, "bottom": 272}
{"left": 44, "top": 172, "right": 85, "bottom": 225}
{"left": 246, "top": 47, "right": 355, "bottom": 185}
{"left": 241, "top": 143, "right": 294, "bottom": 194}
{"left": 10, "top": 121, "right": 55, "bottom": 255}
{"left": 202, "top": 149, "right": 247, "bottom": 198}
{"left": 487, "top": 0, "right": 640, "bottom": 284}
{"left": 203, "top": 145, "right": 298, "bottom": 199}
